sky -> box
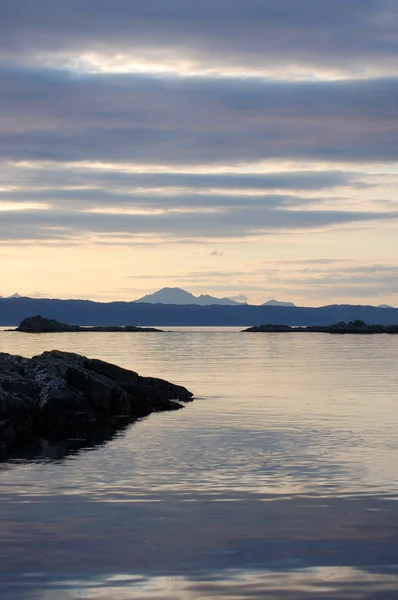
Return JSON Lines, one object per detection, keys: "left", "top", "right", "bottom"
{"left": 1, "top": 0, "right": 398, "bottom": 306}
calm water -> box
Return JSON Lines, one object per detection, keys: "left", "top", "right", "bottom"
{"left": 1, "top": 327, "right": 398, "bottom": 599}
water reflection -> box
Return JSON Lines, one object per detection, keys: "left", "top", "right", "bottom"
{"left": 3, "top": 568, "right": 398, "bottom": 600}
{"left": 1, "top": 485, "right": 397, "bottom": 597}
{"left": 1, "top": 328, "right": 398, "bottom": 599}
{"left": 0, "top": 419, "right": 137, "bottom": 465}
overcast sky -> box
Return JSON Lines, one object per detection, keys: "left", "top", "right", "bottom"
{"left": 1, "top": 0, "right": 398, "bottom": 305}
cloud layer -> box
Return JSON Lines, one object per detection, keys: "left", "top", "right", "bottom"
{"left": 1, "top": 1, "right": 398, "bottom": 303}
{"left": 2, "top": 1, "right": 398, "bottom": 77}
{"left": 1, "top": 71, "right": 398, "bottom": 164}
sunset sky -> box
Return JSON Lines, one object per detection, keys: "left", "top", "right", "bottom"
{"left": 1, "top": 1, "right": 398, "bottom": 306}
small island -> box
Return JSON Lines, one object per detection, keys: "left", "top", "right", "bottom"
{"left": 13, "top": 315, "right": 163, "bottom": 333}
{"left": 243, "top": 320, "right": 398, "bottom": 334}
{"left": 0, "top": 350, "right": 193, "bottom": 451}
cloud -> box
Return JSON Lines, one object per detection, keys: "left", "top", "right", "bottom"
{"left": 261, "top": 258, "right": 352, "bottom": 266}
{"left": 1, "top": 70, "right": 398, "bottom": 165}
{"left": 0, "top": 163, "right": 367, "bottom": 192}
{"left": 0, "top": 189, "right": 341, "bottom": 211}
{"left": 0, "top": 205, "right": 396, "bottom": 243}
{"left": 1, "top": 0, "right": 397, "bottom": 305}
{"left": 2, "top": 1, "right": 398, "bottom": 78}
{"left": 128, "top": 270, "right": 248, "bottom": 281}
{"left": 125, "top": 261, "right": 398, "bottom": 303}
{"left": 253, "top": 261, "right": 398, "bottom": 301}
{"left": 225, "top": 293, "right": 248, "bottom": 302}
{"left": 281, "top": 264, "right": 398, "bottom": 288}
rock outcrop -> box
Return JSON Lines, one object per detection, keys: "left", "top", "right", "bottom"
{"left": 0, "top": 350, "right": 193, "bottom": 450}
{"left": 243, "top": 320, "right": 398, "bottom": 333}
{"left": 14, "top": 315, "right": 163, "bottom": 333}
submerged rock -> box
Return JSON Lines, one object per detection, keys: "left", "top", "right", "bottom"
{"left": 0, "top": 350, "right": 193, "bottom": 450}
{"left": 14, "top": 315, "right": 163, "bottom": 333}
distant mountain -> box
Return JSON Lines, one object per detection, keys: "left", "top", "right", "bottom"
{"left": 262, "top": 299, "right": 296, "bottom": 307}
{"left": 0, "top": 293, "right": 24, "bottom": 299}
{"left": 1, "top": 297, "right": 398, "bottom": 327}
{"left": 135, "top": 287, "right": 244, "bottom": 306}
{"left": 378, "top": 304, "right": 394, "bottom": 308}
{"left": 1, "top": 297, "right": 398, "bottom": 326}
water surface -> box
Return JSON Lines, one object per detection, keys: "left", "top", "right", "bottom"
{"left": 1, "top": 327, "right": 398, "bottom": 599}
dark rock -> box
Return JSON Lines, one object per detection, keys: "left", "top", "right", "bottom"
{"left": 14, "top": 315, "right": 163, "bottom": 333}
{"left": 0, "top": 350, "right": 193, "bottom": 450}
{"left": 243, "top": 324, "right": 295, "bottom": 332}
{"left": 243, "top": 321, "right": 398, "bottom": 333}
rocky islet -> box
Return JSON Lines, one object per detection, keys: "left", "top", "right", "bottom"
{"left": 13, "top": 315, "right": 163, "bottom": 333}
{"left": 243, "top": 320, "right": 398, "bottom": 333}
{"left": 0, "top": 350, "right": 193, "bottom": 451}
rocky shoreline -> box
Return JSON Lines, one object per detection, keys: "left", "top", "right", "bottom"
{"left": 0, "top": 350, "right": 193, "bottom": 452}
{"left": 13, "top": 315, "right": 163, "bottom": 333}
{"left": 243, "top": 320, "right": 398, "bottom": 334}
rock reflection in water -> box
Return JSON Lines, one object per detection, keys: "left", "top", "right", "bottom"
{"left": 0, "top": 418, "right": 136, "bottom": 464}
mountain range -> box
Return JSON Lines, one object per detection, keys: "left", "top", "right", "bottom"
{"left": 1, "top": 296, "right": 398, "bottom": 327}
{"left": 1, "top": 289, "right": 395, "bottom": 312}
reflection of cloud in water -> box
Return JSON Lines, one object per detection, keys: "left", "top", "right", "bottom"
{"left": 4, "top": 568, "right": 398, "bottom": 600}
{"left": 1, "top": 332, "right": 398, "bottom": 599}
{"left": 0, "top": 424, "right": 358, "bottom": 499}
{"left": 1, "top": 490, "right": 397, "bottom": 591}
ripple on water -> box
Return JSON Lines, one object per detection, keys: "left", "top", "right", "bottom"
{"left": 1, "top": 327, "right": 398, "bottom": 599}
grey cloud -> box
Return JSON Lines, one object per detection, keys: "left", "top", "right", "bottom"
{"left": 0, "top": 188, "right": 335, "bottom": 211}
{"left": 261, "top": 258, "right": 351, "bottom": 266}
{"left": 264, "top": 263, "right": 398, "bottom": 278}
{"left": 0, "top": 205, "right": 397, "bottom": 242}
{"left": 129, "top": 276, "right": 398, "bottom": 300}
{"left": 228, "top": 294, "right": 249, "bottom": 302}
{"left": 111, "top": 261, "right": 398, "bottom": 304}
{"left": 287, "top": 264, "right": 398, "bottom": 285}
{"left": 1, "top": 1, "right": 397, "bottom": 73}
{"left": 256, "top": 262, "right": 398, "bottom": 299}
{"left": 0, "top": 164, "right": 365, "bottom": 192}
{"left": 1, "top": 70, "right": 398, "bottom": 164}
{"left": 128, "top": 270, "right": 247, "bottom": 280}
{"left": 289, "top": 279, "right": 398, "bottom": 301}
{"left": 161, "top": 262, "right": 398, "bottom": 301}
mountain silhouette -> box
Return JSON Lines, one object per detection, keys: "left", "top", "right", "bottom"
{"left": 262, "top": 299, "right": 296, "bottom": 307}
{"left": 135, "top": 287, "right": 244, "bottom": 306}
{"left": 1, "top": 297, "right": 398, "bottom": 326}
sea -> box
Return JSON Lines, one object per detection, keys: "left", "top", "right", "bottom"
{"left": 1, "top": 326, "right": 398, "bottom": 599}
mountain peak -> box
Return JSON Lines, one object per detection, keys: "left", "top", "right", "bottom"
{"left": 262, "top": 299, "right": 296, "bottom": 307}
{"left": 135, "top": 287, "right": 243, "bottom": 306}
